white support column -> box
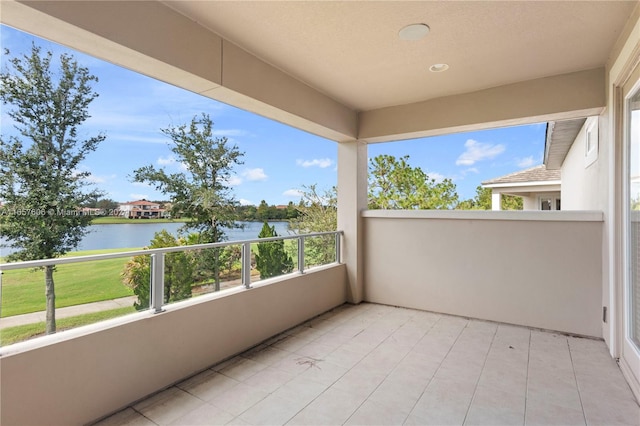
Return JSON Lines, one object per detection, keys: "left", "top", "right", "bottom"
{"left": 337, "top": 140, "right": 367, "bottom": 304}
{"left": 491, "top": 190, "right": 502, "bottom": 211}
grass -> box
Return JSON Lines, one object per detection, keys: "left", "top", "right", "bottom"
{"left": 1, "top": 248, "right": 138, "bottom": 317}
{"left": 91, "top": 217, "right": 191, "bottom": 224}
{"left": 0, "top": 306, "right": 137, "bottom": 346}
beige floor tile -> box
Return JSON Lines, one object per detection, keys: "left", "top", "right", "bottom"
{"left": 93, "top": 408, "right": 156, "bottom": 426}
{"left": 294, "top": 340, "right": 336, "bottom": 359}
{"left": 242, "top": 366, "right": 296, "bottom": 393}
{"left": 331, "top": 366, "right": 387, "bottom": 398}
{"left": 298, "top": 387, "right": 367, "bottom": 424}
{"left": 464, "top": 384, "right": 525, "bottom": 426}
{"left": 524, "top": 401, "right": 586, "bottom": 426}
{"left": 272, "top": 375, "right": 328, "bottom": 406}
{"left": 299, "top": 358, "right": 349, "bottom": 386}
{"left": 208, "top": 383, "right": 269, "bottom": 417}
{"left": 272, "top": 353, "right": 325, "bottom": 375}
{"left": 345, "top": 399, "right": 409, "bottom": 425}
{"left": 238, "top": 394, "right": 305, "bottom": 425}
{"left": 323, "top": 346, "right": 366, "bottom": 369}
{"left": 368, "top": 376, "right": 425, "bottom": 415}
{"left": 133, "top": 387, "right": 206, "bottom": 425}
{"left": 272, "top": 335, "right": 317, "bottom": 352}
{"left": 168, "top": 402, "right": 235, "bottom": 425}
{"left": 177, "top": 370, "right": 241, "bottom": 402}
{"left": 410, "top": 377, "right": 476, "bottom": 425}
{"left": 286, "top": 406, "right": 339, "bottom": 426}
{"left": 243, "top": 345, "right": 291, "bottom": 366}
{"left": 218, "top": 357, "right": 269, "bottom": 382}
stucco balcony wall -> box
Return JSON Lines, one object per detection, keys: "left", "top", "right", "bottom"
{"left": 0, "top": 265, "right": 347, "bottom": 426}
{"left": 363, "top": 210, "right": 604, "bottom": 338}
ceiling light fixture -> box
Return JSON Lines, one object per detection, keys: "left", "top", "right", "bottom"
{"left": 429, "top": 63, "right": 449, "bottom": 72}
{"left": 399, "top": 23, "right": 430, "bottom": 41}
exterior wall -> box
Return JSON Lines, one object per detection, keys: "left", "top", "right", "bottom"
{"left": 0, "top": 265, "right": 347, "bottom": 426}
{"left": 363, "top": 211, "right": 603, "bottom": 338}
{"left": 522, "top": 195, "right": 538, "bottom": 210}
{"left": 561, "top": 117, "right": 604, "bottom": 211}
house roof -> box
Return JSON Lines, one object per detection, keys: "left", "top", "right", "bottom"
{"left": 482, "top": 165, "right": 561, "bottom": 187}
{"left": 544, "top": 118, "right": 587, "bottom": 170}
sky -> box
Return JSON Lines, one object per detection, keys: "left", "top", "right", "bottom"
{"left": 0, "top": 25, "right": 546, "bottom": 205}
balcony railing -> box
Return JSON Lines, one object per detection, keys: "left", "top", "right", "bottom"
{"left": 0, "top": 231, "right": 342, "bottom": 346}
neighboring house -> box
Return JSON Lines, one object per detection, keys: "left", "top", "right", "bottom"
{"left": 118, "top": 199, "right": 167, "bottom": 219}
{"left": 482, "top": 165, "right": 561, "bottom": 210}
{"left": 482, "top": 116, "right": 598, "bottom": 211}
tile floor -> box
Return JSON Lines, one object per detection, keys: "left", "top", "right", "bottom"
{"left": 95, "top": 303, "right": 640, "bottom": 425}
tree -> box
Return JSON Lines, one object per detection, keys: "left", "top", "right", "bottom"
{"left": 288, "top": 185, "right": 337, "bottom": 266}
{"left": 368, "top": 154, "right": 458, "bottom": 209}
{"left": 0, "top": 45, "right": 105, "bottom": 334}
{"left": 122, "top": 230, "right": 193, "bottom": 310}
{"left": 132, "top": 113, "right": 243, "bottom": 290}
{"left": 456, "top": 186, "right": 523, "bottom": 210}
{"left": 255, "top": 222, "right": 294, "bottom": 279}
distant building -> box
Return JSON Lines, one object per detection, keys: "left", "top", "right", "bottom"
{"left": 482, "top": 165, "right": 561, "bottom": 211}
{"left": 118, "top": 200, "right": 167, "bottom": 219}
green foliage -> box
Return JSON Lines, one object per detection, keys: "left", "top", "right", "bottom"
{"left": 132, "top": 114, "right": 243, "bottom": 243}
{"left": 122, "top": 230, "right": 193, "bottom": 310}
{"left": 456, "top": 186, "right": 523, "bottom": 210}
{"left": 235, "top": 202, "right": 297, "bottom": 221}
{"left": 368, "top": 155, "right": 458, "bottom": 209}
{"left": 255, "top": 222, "right": 294, "bottom": 279}
{"left": 0, "top": 45, "right": 105, "bottom": 333}
{"left": 288, "top": 185, "right": 337, "bottom": 266}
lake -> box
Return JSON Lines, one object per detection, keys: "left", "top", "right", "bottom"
{"left": 0, "top": 221, "right": 293, "bottom": 256}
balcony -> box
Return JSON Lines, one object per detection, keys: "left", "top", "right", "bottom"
{"left": 3, "top": 212, "right": 638, "bottom": 425}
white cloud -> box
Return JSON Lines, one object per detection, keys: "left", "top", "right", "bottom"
{"left": 465, "top": 167, "right": 479, "bottom": 174}
{"left": 427, "top": 172, "right": 445, "bottom": 182}
{"left": 226, "top": 176, "right": 243, "bottom": 186}
{"left": 456, "top": 139, "right": 505, "bottom": 166}
{"left": 129, "top": 193, "right": 149, "bottom": 200}
{"left": 517, "top": 156, "right": 536, "bottom": 168}
{"left": 239, "top": 198, "right": 254, "bottom": 206}
{"left": 283, "top": 189, "right": 304, "bottom": 197}
{"left": 109, "top": 134, "right": 167, "bottom": 145}
{"left": 296, "top": 158, "right": 334, "bottom": 168}
{"left": 242, "top": 168, "right": 268, "bottom": 181}
{"left": 86, "top": 173, "right": 116, "bottom": 184}
{"left": 211, "top": 129, "right": 249, "bottom": 137}
{"left": 157, "top": 156, "right": 176, "bottom": 166}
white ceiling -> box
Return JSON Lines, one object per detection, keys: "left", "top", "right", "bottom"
{"left": 164, "top": 1, "right": 636, "bottom": 112}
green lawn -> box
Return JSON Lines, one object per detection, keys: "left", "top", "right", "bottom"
{"left": 0, "top": 306, "right": 137, "bottom": 346}
{"left": 1, "top": 248, "right": 138, "bottom": 317}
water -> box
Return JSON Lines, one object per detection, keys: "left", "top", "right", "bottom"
{"left": 0, "top": 221, "right": 292, "bottom": 256}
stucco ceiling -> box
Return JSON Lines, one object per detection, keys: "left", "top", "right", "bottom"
{"left": 164, "top": 1, "right": 635, "bottom": 112}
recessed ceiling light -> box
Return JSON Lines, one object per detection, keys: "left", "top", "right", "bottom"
{"left": 429, "top": 63, "right": 449, "bottom": 72}
{"left": 399, "top": 23, "right": 430, "bottom": 41}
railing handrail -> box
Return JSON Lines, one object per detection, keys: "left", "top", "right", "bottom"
{"left": 0, "top": 230, "right": 343, "bottom": 271}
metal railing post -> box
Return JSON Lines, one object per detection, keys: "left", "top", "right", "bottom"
{"left": 298, "top": 236, "right": 305, "bottom": 274}
{"left": 150, "top": 253, "right": 165, "bottom": 313}
{"left": 335, "top": 232, "right": 341, "bottom": 264}
{"left": 242, "top": 242, "right": 252, "bottom": 289}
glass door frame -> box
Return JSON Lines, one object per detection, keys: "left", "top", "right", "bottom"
{"left": 620, "top": 59, "right": 640, "bottom": 398}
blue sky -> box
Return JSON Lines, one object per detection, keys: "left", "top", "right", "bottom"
{"left": 1, "top": 25, "right": 546, "bottom": 205}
